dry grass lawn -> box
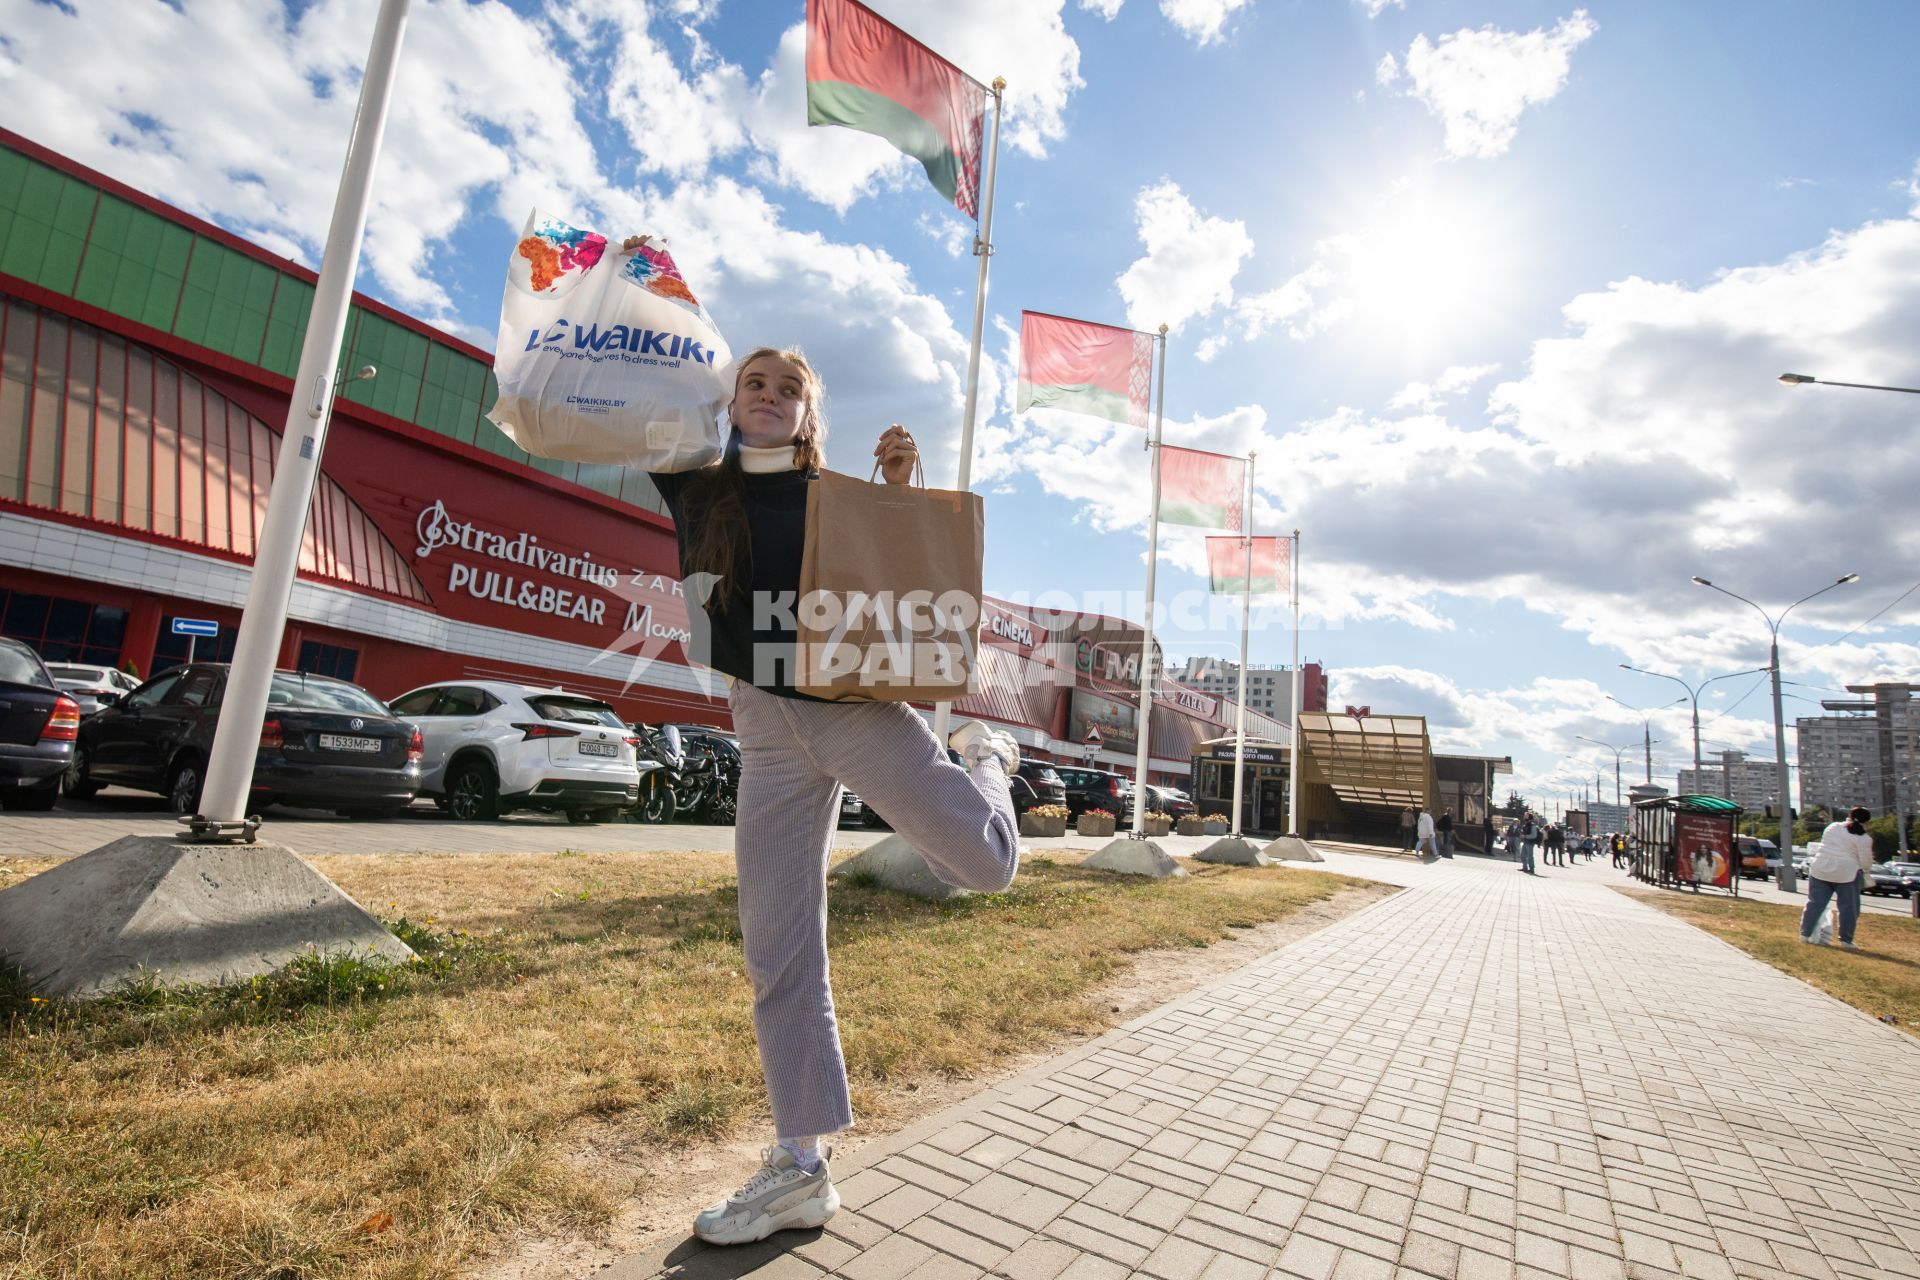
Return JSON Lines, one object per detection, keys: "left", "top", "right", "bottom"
{"left": 1633, "top": 888, "right": 1920, "bottom": 1037}
{"left": 1, "top": 849, "right": 1368, "bottom": 1280}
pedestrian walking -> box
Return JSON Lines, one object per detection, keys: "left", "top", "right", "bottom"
{"left": 1801, "top": 807, "right": 1877, "bottom": 950}
{"left": 1415, "top": 807, "right": 1440, "bottom": 860}
{"left": 1519, "top": 812, "right": 1539, "bottom": 874}
{"left": 643, "top": 341, "right": 1023, "bottom": 1245}
{"left": 1399, "top": 805, "right": 1416, "bottom": 851}
{"left": 1482, "top": 814, "right": 1495, "bottom": 856}
{"left": 1437, "top": 807, "right": 1455, "bottom": 858}
{"left": 1545, "top": 822, "right": 1565, "bottom": 867}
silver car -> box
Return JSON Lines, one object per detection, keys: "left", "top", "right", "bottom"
{"left": 0, "top": 639, "right": 80, "bottom": 811}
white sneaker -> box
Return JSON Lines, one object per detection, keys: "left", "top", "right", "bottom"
{"left": 1838, "top": 941, "right": 1858, "bottom": 951}
{"left": 694, "top": 1145, "right": 838, "bottom": 1246}
{"left": 948, "top": 719, "right": 1017, "bottom": 776}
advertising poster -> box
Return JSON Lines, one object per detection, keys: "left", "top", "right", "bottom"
{"left": 1069, "top": 690, "right": 1139, "bottom": 756}
{"left": 1674, "top": 812, "right": 1733, "bottom": 888}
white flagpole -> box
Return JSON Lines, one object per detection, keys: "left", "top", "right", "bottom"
{"left": 194, "top": 0, "right": 411, "bottom": 837}
{"left": 930, "top": 76, "right": 1004, "bottom": 749}
{"left": 1287, "top": 528, "right": 1303, "bottom": 838}
{"left": 1129, "top": 324, "right": 1169, "bottom": 837}
{"left": 1229, "top": 453, "right": 1254, "bottom": 838}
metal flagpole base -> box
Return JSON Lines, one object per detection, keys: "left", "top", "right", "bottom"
{"left": 177, "top": 813, "right": 263, "bottom": 845}
{"left": 1263, "top": 833, "right": 1323, "bottom": 862}
{"left": 1194, "top": 836, "right": 1272, "bottom": 866}
{"left": 1084, "top": 835, "right": 1184, "bottom": 878}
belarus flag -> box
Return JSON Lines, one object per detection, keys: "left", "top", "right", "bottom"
{"left": 1159, "top": 446, "right": 1245, "bottom": 530}
{"left": 806, "top": 0, "right": 988, "bottom": 219}
{"left": 1017, "top": 310, "right": 1155, "bottom": 428}
{"left": 1207, "top": 536, "right": 1288, "bottom": 596}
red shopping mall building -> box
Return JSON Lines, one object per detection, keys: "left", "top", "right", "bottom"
{"left": 0, "top": 130, "right": 1306, "bottom": 788}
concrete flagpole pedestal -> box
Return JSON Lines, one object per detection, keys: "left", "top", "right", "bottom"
{"left": 0, "top": 837, "right": 412, "bottom": 997}
{"left": 1263, "top": 834, "right": 1324, "bottom": 862}
{"left": 1194, "top": 835, "right": 1272, "bottom": 866}
{"left": 1084, "top": 834, "right": 1184, "bottom": 878}
{"left": 828, "top": 834, "right": 977, "bottom": 902}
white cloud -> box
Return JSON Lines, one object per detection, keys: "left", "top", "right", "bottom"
{"left": 0, "top": 0, "right": 610, "bottom": 322}
{"left": 1159, "top": 0, "right": 1254, "bottom": 46}
{"left": 1081, "top": 0, "right": 1127, "bottom": 18}
{"left": 1116, "top": 181, "right": 1254, "bottom": 332}
{"left": 1381, "top": 10, "right": 1597, "bottom": 159}
{"left": 1388, "top": 362, "right": 1500, "bottom": 411}
{"left": 1357, "top": 0, "right": 1405, "bottom": 16}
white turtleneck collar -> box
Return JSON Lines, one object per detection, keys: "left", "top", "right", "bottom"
{"left": 738, "top": 442, "right": 800, "bottom": 474}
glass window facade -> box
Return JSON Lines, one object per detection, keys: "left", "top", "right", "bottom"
{"left": 0, "top": 589, "right": 128, "bottom": 666}
{"left": 0, "top": 296, "right": 431, "bottom": 604}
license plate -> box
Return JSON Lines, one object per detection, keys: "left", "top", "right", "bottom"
{"left": 578, "top": 740, "right": 617, "bottom": 757}
{"left": 319, "top": 734, "right": 382, "bottom": 753}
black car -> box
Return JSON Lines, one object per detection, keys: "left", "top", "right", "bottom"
{"left": 1011, "top": 759, "right": 1067, "bottom": 815}
{"left": 1866, "top": 863, "right": 1920, "bottom": 898}
{"left": 1141, "top": 785, "right": 1196, "bottom": 820}
{"left": 0, "top": 638, "right": 80, "bottom": 812}
{"left": 1053, "top": 766, "right": 1133, "bottom": 821}
{"left": 66, "top": 663, "right": 422, "bottom": 816}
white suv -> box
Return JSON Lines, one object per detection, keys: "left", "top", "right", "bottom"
{"left": 386, "top": 681, "right": 641, "bottom": 822}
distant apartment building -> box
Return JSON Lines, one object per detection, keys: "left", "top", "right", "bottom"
{"left": 1173, "top": 658, "right": 1327, "bottom": 721}
{"left": 1676, "top": 750, "right": 1781, "bottom": 813}
{"left": 1798, "top": 682, "right": 1917, "bottom": 819}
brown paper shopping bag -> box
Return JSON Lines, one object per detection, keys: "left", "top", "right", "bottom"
{"left": 795, "top": 462, "right": 984, "bottom": 702}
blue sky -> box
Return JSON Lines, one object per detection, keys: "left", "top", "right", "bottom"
{"left": 4, "top": 0, "right": 1918, "bottom": 805}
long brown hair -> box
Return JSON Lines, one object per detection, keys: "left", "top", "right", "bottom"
{"left": 680, "top": 347, "right": 827, "bottom": 612}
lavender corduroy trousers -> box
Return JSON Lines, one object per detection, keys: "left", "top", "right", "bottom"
{"left": 726, "top": 680, "right": 1021, "bottom": 1139}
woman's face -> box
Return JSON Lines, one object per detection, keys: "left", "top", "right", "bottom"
{"left": 729, "top": 354, "right": 810, "bottom": 448}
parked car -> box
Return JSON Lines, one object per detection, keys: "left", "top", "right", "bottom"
{"left": 67, "top": 664, "right": 419, "bottom": 816}
{"left": 1866, "top": 862, "right": 1920, "bottom": 898}
{"left": 44, "top": 662, "right": 141, "bottom": 716}
{"left": 1141, "top": 785, "right": 1196, "bottom": 820}
{"left": 387, "top": 680, "right": 639, "bottom": 822}
{"left": 840, "top": 788, "right": 867, "bottom": 825}
{"left": 1011, "top": 760, "right": 1067, "bottom": 815}
{"left": 1734, "top": 836, "right": 1777, "bottom": 880}
{"left": 1054, "top": 766, "right": 1134, "bottom": 821}
{"left": 0, "top": 638, "right": 79, "bottom": 811}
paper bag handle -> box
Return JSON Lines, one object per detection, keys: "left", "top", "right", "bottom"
{"left": 868, "top": 457, "right": 926, "bottom": 488}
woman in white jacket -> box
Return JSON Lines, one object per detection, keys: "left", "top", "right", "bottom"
{"left": 1801, "top": 806, "right": 1877, "bottom": 949}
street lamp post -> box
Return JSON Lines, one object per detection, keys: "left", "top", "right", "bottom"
{"left": 1605, "top": 694, "right": 1684, "bottom": 784}
{"left": 1778, "top": 373, "right": 1920, "bottom": 395}
{"left": 1575, "top": 736, "right": 1639, "bottom": 807}
{"left": 1691, "top": 572, "right": 1859, "bottom": 892}
{"left": 1618, "top": 664, "right": 1772, "bottom": 789}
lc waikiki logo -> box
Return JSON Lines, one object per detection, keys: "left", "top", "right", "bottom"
{"left": 523, "top": 318, "right": 719, "bottom": 365}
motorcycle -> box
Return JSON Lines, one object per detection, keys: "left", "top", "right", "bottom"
{"left": 626, "top": 723, "right": 739, "bottom": 824}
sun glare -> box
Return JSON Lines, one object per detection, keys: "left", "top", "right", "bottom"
{"left": 1344, "top": 189, "right": 1506, "bottom": 357}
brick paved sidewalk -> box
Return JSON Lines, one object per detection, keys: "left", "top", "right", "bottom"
{"left": 614, "top": 855, "right": 1920, "bottom": 1280}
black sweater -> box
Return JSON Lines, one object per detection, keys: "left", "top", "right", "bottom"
{"left": 650, "top": 466, "right": 827, "bottom": 700}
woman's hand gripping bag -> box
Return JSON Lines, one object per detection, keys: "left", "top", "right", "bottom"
{"left": 486, "top": 210, "right": 730, "bottom": 471}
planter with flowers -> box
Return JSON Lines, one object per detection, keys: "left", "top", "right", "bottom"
{"left": 1142, "top": 811, "right": 1174, "bottom": 837}
{"left": 1076, "top": 808, "right": 1116, "bottom": 838}
{"left": 1176, "top": 814, "right": 1206, "bottom": 836}
{"left": 1019, "top": 803, "right": 1070, "bottom": 839}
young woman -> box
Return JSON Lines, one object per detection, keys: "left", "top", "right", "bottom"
{"left": 635, "top": 303, "right": 1023, "bottom": 1245}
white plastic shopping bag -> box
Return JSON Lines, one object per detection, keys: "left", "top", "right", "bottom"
{"left": 487, "top": 210, "right": 731, "bottom": 470}
{"left": 1813, "top": 900, "right": 1836, "bottom": 945}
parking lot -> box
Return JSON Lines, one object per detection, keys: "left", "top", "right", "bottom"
{"left": 0, "top": 785, "right": 893, "bottom": 861}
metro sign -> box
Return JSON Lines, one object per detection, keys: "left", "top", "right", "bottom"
{"left": 1345, "top": 705, "right": 1371, "bottom": 718}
